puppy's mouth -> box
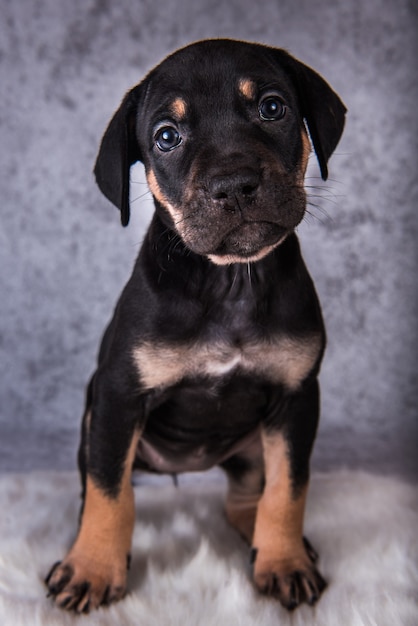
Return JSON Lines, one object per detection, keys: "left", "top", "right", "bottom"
{"left": 207, "top": 221, "right": 289, "bottom": 264}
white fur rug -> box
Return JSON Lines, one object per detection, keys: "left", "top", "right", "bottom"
{"left": 0, "top": 470, "right": 417, "bottom": 626}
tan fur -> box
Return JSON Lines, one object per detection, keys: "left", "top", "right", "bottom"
{"left": 146, "top": 169, "right": 183, "bottom": 225}
{"left": 77, "top": 428, "right": 140, "bottom": 554}
{"left": 170, "top": 97, "right": 187, "bottom": 119}
{"left": 252, "top": 431, "right": 310, "bottom": 588}
{"left": 49, "top": 429, "right": 141, "bottom": 611}
{"left": 207, "top": 235, "right": 287, "bottom": 265}
{"left": 238, "top": 78, "right": 256, "bottom": 100}
{"left": 299, "top": 130, "right": 312, "bottom": 181}
{"left": 254, "top": 432, "right": 306, "bottom": 546}
{"left": 132, "top": 333, "right": 321, "bottom": 392}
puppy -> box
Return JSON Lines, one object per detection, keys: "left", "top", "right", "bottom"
{"left": 46, "top": 39, "right": 346, "bottom": 613}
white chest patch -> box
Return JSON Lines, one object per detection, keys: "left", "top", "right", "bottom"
{"left": 132, "top": 334, "right": 321, "bottom": 392}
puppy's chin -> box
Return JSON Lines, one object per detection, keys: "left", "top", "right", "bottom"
{"left": 207, "top": 233, "right": 289, "bottom": 265}
{"left": 204, "top": 222, "right": 289, "bottom": 265}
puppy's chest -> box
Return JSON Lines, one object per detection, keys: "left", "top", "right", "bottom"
{"left": 132, "top": 331, "right": 321, "bottom": 392}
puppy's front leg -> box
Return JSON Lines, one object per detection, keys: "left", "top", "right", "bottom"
{"left": 252, "top": 379, "right": 327, "bottom": 610}
{"left": 46, "top": 390, "right": 142, "bottom": 613}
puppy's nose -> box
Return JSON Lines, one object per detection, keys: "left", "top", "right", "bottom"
{"left": 208, "top": 170, "right": 260, "bottom": 208}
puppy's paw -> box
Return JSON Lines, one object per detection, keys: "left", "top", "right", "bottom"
{"left": 45, "top": 553, "right": 128, "bottom": 613}
{"left": 251, "top": 539, "right": 327, "bottom": 610}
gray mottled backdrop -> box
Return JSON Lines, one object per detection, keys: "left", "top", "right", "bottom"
{"left": 1, "top": 0, "right": 417, "bottom": 477}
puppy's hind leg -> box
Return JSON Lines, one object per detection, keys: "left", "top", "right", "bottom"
{"left": 220, "top": 443, "right": 265, "bottom": 545}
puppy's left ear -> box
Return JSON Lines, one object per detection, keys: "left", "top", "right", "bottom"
{"left": 94, "top": 86, "right": 142, "bottom": 226}
{"left": 276, "top": 50, "right": 347, "bottom": 180}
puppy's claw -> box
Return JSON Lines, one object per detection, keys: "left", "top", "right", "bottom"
{"left": 255, "top": 567, "right": 326, "bottom": 610}
{"left": 45, "top": 562, "right": 73, "bottom": 596}
{"left": 44, "top": 561, "right": 61, "bottom": 587}
{"left": 303, "top": 536, "right": 319, "bottom": 563}
{"left": 252, "top": 537, "right": 327, "bottom": 611}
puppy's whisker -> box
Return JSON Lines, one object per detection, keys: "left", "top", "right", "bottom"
{"left": 307, "top": 200, "right": 332, "bottom": 218}
{"left": 170, "top": 236, "right": 185, "bottom": 256}
{"left": 230, "top": 267, "right": 240, "bottom": 292}
{"left": 173, "top": 210, "right": 200, "bottom": 227}
{"left": 156, "top": 228, "right": 173, "bottom": 248}
{"left": 304, "top": 186, "right": 337, "bottom": 196}
{"left": 304, "top": 204, "right": 333, "bottom": 225}
{"left": 130, "top": 190, "right": 153, "bottom": 203}
{"left": 306, "top": 195, "right": 341, "bottom": 210}
{"left": 152, "top": 229, "right": 184, "bottom": 267}
{"left": 303, "top": 210, "right": 323, "bottom": 226}
{"left": 247, "top": 261, "right": 252, "bottom": 289}
{"left": 305, "top": 185, "right": 343, "bottom": 197}
{"left": 165, "top": 233, "right": 185, "bottom": 261}
{"left": 304, "top": 175, "right": 343, "bottom": 185}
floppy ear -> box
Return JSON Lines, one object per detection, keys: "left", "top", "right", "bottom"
{"left": 94, "top": 85, "right": 143, "bottom": 226}
{"left": 275, "top": 50, "right": 347, "bottom": 180}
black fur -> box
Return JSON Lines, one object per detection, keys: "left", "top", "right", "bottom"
{"left": 85, "top": 226, "right": 326, "bottom": 494}
{"left": 47, "top": 39, "right": 346, "bottom": 612}
{"left": 95, "top": 39, "right": 346, "bottom": 225}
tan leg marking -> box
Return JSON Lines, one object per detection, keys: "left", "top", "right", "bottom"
{"left": 252, "top": 430, "right": 326, "bottom": 608}
{"left": 253, "top": 432, "right": 306, "bottom": 559}
{"left": 46, "top": 429, "right": 141, "bottom": 612}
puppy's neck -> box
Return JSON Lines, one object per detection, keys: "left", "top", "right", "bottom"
{"left": 140, "top": 215, "right": 301, "bottom": 291}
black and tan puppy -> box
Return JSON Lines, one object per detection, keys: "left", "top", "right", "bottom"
{"left": 46, "top": 39, "right": 346, "bottom": 613}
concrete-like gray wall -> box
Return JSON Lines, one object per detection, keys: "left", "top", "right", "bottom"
{"left": 1, "top": 0, "right": 417, "bottom": 477}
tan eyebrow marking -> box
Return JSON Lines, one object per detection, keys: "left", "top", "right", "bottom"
{"left": 170, "top": 97, "right": 187, "bottom": 119}
{"left": 238, "top": 78, "right": 256, "bottom": 100}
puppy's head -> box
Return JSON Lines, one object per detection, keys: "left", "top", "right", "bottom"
{"left": 95, "top": 39, "right": 346, "bottom": 264}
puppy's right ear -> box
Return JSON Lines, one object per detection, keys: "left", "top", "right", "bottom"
{"left": 94, "top": 86, "right": 142, "bottom": 226}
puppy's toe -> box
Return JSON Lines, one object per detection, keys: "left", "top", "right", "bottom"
{"left": 252, "top": 540, "right": 327, "bottom": 610}
{"left": 45, "top": 556, "right": 127, "bottom": 613}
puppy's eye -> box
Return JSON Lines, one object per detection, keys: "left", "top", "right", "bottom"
{"left": 258, "top": 96, "right": 286, "bottom": 121}
{"left": 155, "top": 126, "right": 182, "bottom": 152}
